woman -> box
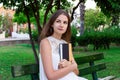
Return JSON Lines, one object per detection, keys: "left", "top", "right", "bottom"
{"left": 39, "top": 9, "right": 87, "bottom": 80}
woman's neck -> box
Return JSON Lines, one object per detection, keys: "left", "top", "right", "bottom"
{"left": 52, "top": 34, "right": 62, "bottom": 40}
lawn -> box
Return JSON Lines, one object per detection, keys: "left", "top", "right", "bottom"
{"left": 0, "top": 44, "right": 120, "bottom": 80}
{"left": 0, "top": 44, "right": 36, "bottom": 80}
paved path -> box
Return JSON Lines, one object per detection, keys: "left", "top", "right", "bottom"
{"left": 0, "top": 37, "right": 30, "bottom": 41}
{"left": 0, "top": 37, "right": 30, "bottom": 46}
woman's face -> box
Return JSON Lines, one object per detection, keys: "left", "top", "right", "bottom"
{"left": 52, "top": 14, "right": 68, "bottom": 36}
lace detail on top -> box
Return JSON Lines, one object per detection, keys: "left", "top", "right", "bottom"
{"left": 47, "top": 36, "right": 66, "bottom": 62}
{"left": 48, "top": 36, "right": 66, "bottom": 48}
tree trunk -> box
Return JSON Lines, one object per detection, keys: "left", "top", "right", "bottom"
{"left": 80, "top": 2, "right": 85, "bottom": 35}
{"left": 23, "top": 1, "right": 39, "bottom": 64}
{"left": 79, "top": 2, "right": 85, "bottom": 35}
{"left": 30, "top": 0, "right": 42, "bottom": 43}
{"left": 56, "top": 0, "right": 61, "bottom": 10}
{"left": 43, "top": 0, "right": 53, "bottom": 25}
{"left": 71, "top": 1, "right": 81, "bottom": 22}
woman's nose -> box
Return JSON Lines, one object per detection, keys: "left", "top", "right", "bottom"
{"left": 60, "top": 22, "right": 64, "bottom": 27}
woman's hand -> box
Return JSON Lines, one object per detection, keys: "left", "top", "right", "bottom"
{"left": 58, "top": 59, "right": 77, "bottom": 69}
{"left": 58, "top": 59, "right": 79, "bottom": 75}
{"left": 70, "top": 60, "right": 78, "bottom": 71}
{"left": 58, "top": 59, "right": 71, "bottom": 69}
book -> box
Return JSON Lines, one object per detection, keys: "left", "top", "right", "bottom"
{"left": 59, "top": 43, "right": 73, "bottom": 61}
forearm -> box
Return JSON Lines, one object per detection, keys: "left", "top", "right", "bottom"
{"left": 73, "top": 68, "right": 79, "bottom": 75}
{"left": 47, "top": 64, "right": 75, "bottom": 80}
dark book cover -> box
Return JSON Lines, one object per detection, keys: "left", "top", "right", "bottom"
{"left": 59, "top": 43, "right": 72, "bottom": 61}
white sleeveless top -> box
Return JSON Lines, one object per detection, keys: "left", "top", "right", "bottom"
{"left": 39, "top": 36, "right": 87, "bottom": 80}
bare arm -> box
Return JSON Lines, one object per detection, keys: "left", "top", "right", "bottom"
{"left": 72, "top": 59, "right": 79, "bottom": 75}
{"left": 40, "top": 39, "right": 77, "bottom": 80}
{"left": 58, "top": 57, "right": 79, "bottom": 75}
{"left": 71, "top": 51, "right": 79, "bottom": 75}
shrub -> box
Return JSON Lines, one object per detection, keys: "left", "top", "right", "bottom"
{"left": 71, "top": 26, "right": 78, "bottom": 48}
{"left": 32, "top": 29, "right": 39, "bottom": 42}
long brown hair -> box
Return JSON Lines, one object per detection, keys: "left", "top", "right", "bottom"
{"left": 40, "top": 9, "right": 71, "bottom": 42}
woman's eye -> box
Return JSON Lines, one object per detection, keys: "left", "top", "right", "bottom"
{"left": 56, "top": 20, "right": 61, "bottom": 23}
{"left": 64, "top": 21, "right": 68, "bottom": 24}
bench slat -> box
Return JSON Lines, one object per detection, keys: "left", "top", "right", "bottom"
{"left": 79, "top": 63, "right": 106, "bottom": 76}
{"left": 11, "top": 64, "right": 39, "bottom": 77}
{"left": 75, "top": 53, "right": 104, "bottom": 64}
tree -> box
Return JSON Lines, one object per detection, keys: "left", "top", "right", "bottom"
{"left": 3, "top": 14, "right": 13, "bottom": 35}
{"left": 94, "top": 0, "right": 120, "bottom": 26}
{"left": 13, "top": 12, "right": 27, "bottom": 24}
{"left": 0, "top": 15, "right": 3, "bottom": 33}
{"left": 0, "top": 14, "right": 13, "bottom": 36}
{"left": 85, "top": 9, "right": 109, "bottom": 30}
{"left": 79, "top": 2, "right": 85, "bottom": 35}
{"left": 0, "top": 0, "right": 41, "bottom": 64}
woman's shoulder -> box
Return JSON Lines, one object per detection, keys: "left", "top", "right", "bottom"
{"left": 40, "top": 38, "right": 49, "bottom": 45}
{"left": 61, "top": 39, "right": 67, "bottom": 43}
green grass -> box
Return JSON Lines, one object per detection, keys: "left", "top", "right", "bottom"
{"left": 0, "top": 44, "right": 120, "bottom": 80}
{"left": 96, "top": 46, "right": 120, "bottom": 79}
{"left": 0, "top": 44, "right": 36, "bottom": 80}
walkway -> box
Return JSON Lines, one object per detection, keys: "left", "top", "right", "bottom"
{"left": 0, "top": 37, "right": 30, "bottom": 46}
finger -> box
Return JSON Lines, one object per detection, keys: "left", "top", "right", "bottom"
{"left": 71, "top": 60, "right": 75, "bottom": 64}
{"left": 60, "top": 59, "right": 66, "bottom": 62}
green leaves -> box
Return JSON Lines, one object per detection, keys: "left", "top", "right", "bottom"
{"left": 94, "top": 0, "right": 120, "bottom": 16}
{"left": 13, "top": 12, "right": 27, "bottom": 24}
{"left": 85, "top": 9, "right": 108, "bottom": 29}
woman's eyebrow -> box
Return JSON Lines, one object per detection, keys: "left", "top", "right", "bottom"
{"left": 56, "top": 18, "right": 60, "bottom": 20}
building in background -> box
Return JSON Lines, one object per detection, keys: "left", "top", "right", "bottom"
{"left": 0, "top": 7, "right": 15, "bottom": 38}
{"left": 0, "top": 6, "right": 33, "bottom": 39}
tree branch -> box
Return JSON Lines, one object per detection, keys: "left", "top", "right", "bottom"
{"left": 43, "top": 0, "right": 53, "bottom": 25}
{"left": 71, "top": 0, "right": 85, "bottom": 21}
{"left": 56, "top": 0, "right": 61, "bottom": 10}
{"left": 71, "top": 1, "right": 81, "bottom": 21}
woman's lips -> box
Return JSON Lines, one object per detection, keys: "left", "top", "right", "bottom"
{"left": 58, "top": 28, "right": 64, "bottom": 31}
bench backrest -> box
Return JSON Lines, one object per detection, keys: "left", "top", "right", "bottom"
{"left": 11, "top": 64, "right": 39, "bottom": 80}
{"left": 75, "top": 53, "right": 106, "bottom": 80}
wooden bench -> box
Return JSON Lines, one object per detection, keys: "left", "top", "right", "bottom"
{"left": 11, "top": 53, "right": 110, "bottom": 80}
{"left": 11, "top": 63, "right": 39, "bottom": 80}
{"left": 75, "top": 53, "right": 106, "bottom": 80}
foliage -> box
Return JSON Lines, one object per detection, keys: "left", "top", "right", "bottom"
{"left": 76, "top": 30, "right": 90, "bottom": 47}
{"left": 3, "top": 14, "right": 13, "bottom": 29}
{"left": 85, "top": 9, "right": 109, "bottom": 29}
{"left": 0, "top": 14, "right": 13, "bottom": 35}
{"left": 19, "top": 28, "right": 28, "bottom": 33}
{"left": 0, "top": 15, "right": 2, "bottom": 26}
{"left": 105, "top": 27, "right": 120, "bottom": 45}
{"left": 76, "top": 27, "right": 120, "bottom": 50}
{"left": 13, "top": 12, "right": 27, "bottom": 24}
{"left": 32, "top": 28, "right": 39, "bottom": 42}
{"left": 94, "top": 0, "right": 120, "bottom": 16}
{"left": 0, "top": 15, "right": 3, "bottom": 33}
{"left": 94, "top": 0, "right": 120, "bottom": 26}
{"left": 71, "top": 26, "right": 78, "bottom": 47}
